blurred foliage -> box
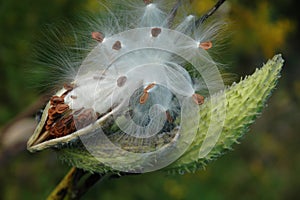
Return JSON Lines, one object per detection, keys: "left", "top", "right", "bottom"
{"left": 231, "top": 1, "right": 294, "bottom": 58}
{"left": 0, "top": 0, "right": 299, "bottom": 199}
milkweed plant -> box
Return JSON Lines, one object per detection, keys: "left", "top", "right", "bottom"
{"left": 27, "top": 0, "right": 284, "bottom": 198}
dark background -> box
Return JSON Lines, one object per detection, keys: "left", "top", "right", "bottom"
{"left": 0, "top": 0, "right": 299, "bottom": 199}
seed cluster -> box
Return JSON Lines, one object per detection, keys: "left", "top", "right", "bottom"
{"left": 46, "top": 89, "right": 76, "bottom": 138}
{"left": 45, "top": 83, "right": 100, "bottom": 139}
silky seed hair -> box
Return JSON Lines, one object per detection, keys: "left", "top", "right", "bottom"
{"left": 32, "top": 0, "right": 228, "bottom": 173}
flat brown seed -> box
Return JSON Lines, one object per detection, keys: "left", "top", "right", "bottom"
{"left": 56, "top": 104, "right": 69, "bottom": 114}
{"left": 151, "top": 28, "right": 161, "bottom": 37}
{"left": 139, "top": 92, "right": 149, "bottom": 104}
{"left": 50, "top": 96, "right": 64, "bottom": 106}
{"left": 48, "top": 107, "right": 57, "bottom": 116}
{"left": 117, "top": 76, "right": 127, "bottom": 87}
{"left": 45, "top": 125, "right": 51, "bottom": 131}
{"left": 192, "top": 93, "right": 205, "bottom": 105}
{"left": 63, "top": 83, "right": 75, "bottom": 91}
{"left": 144, "top": 0, "right": 152, "bottom": 5}
{"left": 46, "top": 119, "right": 53, "bottom": 126}
{"left": 144, "top": 83, "right": 156, "bottom": 92}
{"left": 91, "top": 32, "right": 104, "bottom": 43}
{"left": 199, "top": 41, "right": 213, "bottom": 50}
{"left": 112, "top": 41, "right": 122, "bottom": 50}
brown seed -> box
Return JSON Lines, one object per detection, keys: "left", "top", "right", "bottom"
{"left": 46, "top": 119, "right": 53, "bottom": 126}
{"left": 199, "top": 41, "right": 213, "bottom": 50}
{"left": 192, "top": 93, "right": 205, "bottom": 105}
{"left": 51, "top": 117, "right": 70, "bottom": 137}
{"left": 112, "top": 41, "right": 122, "bottom": 50}
{"left": 139, "top": 92, "right": 149, "bottom": 104}
{"left": 63, "top": 83, "right": 75, "bottom": 91}
{"left": 63, "top": 116, "right": 73, "bottom": 130}
{"left": 55, "top": 104, "right": 69, "bottom": 114}
{"left": 70, "top": 95, "right": 77, "bottom": 99}
{"left": 144, "top": 83, "right": 156, "bottom": 92}
{"left": 166, "top": 111, "right": 173, "bottom": 123}
{"left": 151, "top": 28, "right": 161, "bottom": 37}
{"left": 70, "top": 121, "right": 76, "bottom": 130}
{"left": 91, "top": 31, "right": 104, "bottom": 43}
{"left": 48, "top": 113, "right": 59, "bottom": 120}
{"left": 54, "top": 121, "right": 65, "bottom": 130}
{"left": 62, "top": 129, "right": 71, "bottom": 137}
{"left": 48, "top": 107, "right": 57, "bottom": 116}
{"left": 45, "top": 125, "right": 51, "bottom": 131}
{"left": 53, "top": 128, "right": 64, "bottom": 137}
{"left": 117, "top": 76, "right": 127, "bottom": 87}
{"left": 50, "top": 96, "right": 64, "bottom": 106}
{"left": 144, "top": 0, "right": 152, "bottom": 4}
{"left": 46, "top": 109, "right": 76, "bottom": 138}
{"left": 74, "top": 108, "right": 97, "bottom": 129}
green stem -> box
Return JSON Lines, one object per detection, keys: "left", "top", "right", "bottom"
{"left": 47, "top": 167, "right": 104, "bottom": 200}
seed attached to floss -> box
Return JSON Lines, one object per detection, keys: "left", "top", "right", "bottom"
{"left": 192, "top": 93, "right": 205, "bottom": 105}
{"left": 112, "top": 41, "right": 122, "bottom": 50}
{"left": 117, "top": 76, "right": 127, "bottom": 87}
{"left": 91, "top": 31, "right": 104, "bottom": 43}
{"left": 151, "top": 28, "right": 161, "bottom": 37}
{"left": 144, "top": 0, "right": 152, "bottom": 5}
{"left": 144, "top": 82, "right": 156, "bottom": 92}
{"left": 63, "top": 83, "right": 75, "bottom": 91}
{"left": 139, "top": 83, "right": 156, "bottom": 104}
{"left": 139, "top": 92, "right": 149, "bottom": 104}
{"left": 199, "top": 41, "right": 213, "bottom": 50}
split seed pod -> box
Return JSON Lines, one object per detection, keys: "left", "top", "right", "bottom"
{"left": 28, "top": 1, "right": 224, "bottom": 174}
{"left": 27, "top": 0, "right": 284, "bottom": 174}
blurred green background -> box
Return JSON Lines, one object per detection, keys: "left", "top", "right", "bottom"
{"left": 0, "top": 0, "right": 299, "bottom": 199}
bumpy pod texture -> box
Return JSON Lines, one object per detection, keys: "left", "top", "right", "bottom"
{"left": 28, "top": 1, "right": 283, "bottom": 174}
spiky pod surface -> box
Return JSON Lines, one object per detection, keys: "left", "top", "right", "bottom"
{"left": 28, "top": 1, "right": 284, "bottom": 174}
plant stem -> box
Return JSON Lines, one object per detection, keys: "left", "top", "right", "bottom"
{"left": 46, "top": 167, "right": 104, "bottom": 200}
{"left": 196, "top": 0, "right": 226, "bottom": 26}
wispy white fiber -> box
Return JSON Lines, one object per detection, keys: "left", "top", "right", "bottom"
{"left": 36, "top": 0, "right": 228, "bottom": 173}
